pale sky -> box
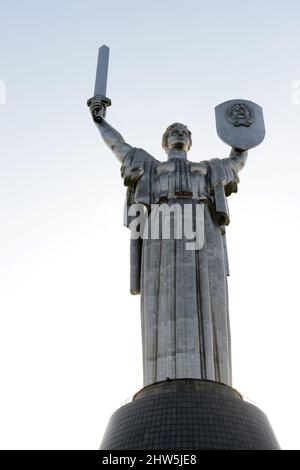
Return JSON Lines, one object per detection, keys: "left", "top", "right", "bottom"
{"left": 0, "top": 0, "right": 300, "bottom": 450}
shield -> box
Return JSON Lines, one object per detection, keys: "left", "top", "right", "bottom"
{"left": 215, "top": 99, "right": 265, "bottom": 150}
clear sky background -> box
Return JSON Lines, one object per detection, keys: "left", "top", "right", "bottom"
{"left": 0, "top": 0, "right": 300, "bottom": 450}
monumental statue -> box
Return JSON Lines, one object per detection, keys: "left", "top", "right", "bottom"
{"left": 88, "top": 46, "right": 280, "bottom": 450}
{"left": 87, "top": 46, "right": 265, "bottom": 388}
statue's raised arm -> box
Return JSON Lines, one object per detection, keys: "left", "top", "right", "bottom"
{"left": 87, "top": 95, "right": 132, "bottom": 163}
{"left": 228, "top": 147, "right": 248, "bottom": 172}
{"left": 87, "top": 45, "right": 132, "bottom": 163}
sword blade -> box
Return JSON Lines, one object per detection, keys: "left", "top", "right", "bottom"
{"left": 94, "top": 45, "right": 110, "bottom": 96}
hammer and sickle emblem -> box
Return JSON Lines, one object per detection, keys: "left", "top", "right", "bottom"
{"left": 225, "top": 103, "right": 254, "bottom": 127}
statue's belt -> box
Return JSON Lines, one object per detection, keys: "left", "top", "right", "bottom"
{"left": 157, "top": 195, "right": 212, "bottom": 205}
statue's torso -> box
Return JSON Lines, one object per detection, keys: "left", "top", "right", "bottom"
{"left": 122, "top": 148, "right": 236, "bottom": 228}
{"left": 156, "top": 158, "right": 209, "bottom": 202}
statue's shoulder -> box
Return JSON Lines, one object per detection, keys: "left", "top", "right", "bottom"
{"left": 122, "top": 147, "right": 160, "bottom": 168}
{"left": 127, "top": 148, "right": 160, "bottom": 166}
{"left": 121, "top": 148, "right": 160, "bottom": 187}
{"left": 189, "top": 160, "right": 208, "bottom": 175}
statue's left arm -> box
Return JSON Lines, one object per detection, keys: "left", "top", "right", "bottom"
{"left": 207, "top": 148, "right": 248, "bottom": 226}
{"left": 228, "top": 147, "right": 248, "bottom": 173}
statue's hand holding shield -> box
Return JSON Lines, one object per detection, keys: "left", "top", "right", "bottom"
{"left": 213, "top": 99, "right": 265, "bottom": 226}
{"left": 215, "top": 99, "right": 265, "bottom": 150}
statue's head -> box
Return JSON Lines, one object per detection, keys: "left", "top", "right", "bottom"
{"left": 162, "top": 122, "right": 192, "bottom": 153}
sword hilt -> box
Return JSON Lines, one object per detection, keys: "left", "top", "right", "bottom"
{"left": 87, "top": 95, "right": 111, "bottom": 109}
{"left": 87, "top": 95, "right": 111, "bottom": 121}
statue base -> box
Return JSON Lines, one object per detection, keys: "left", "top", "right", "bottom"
{"left": 100, "top": 379, "right": 279, "bottom": 450}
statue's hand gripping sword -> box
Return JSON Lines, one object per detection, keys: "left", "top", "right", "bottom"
{"left": 87, "top": 45, "right": 111, "bottom": 121}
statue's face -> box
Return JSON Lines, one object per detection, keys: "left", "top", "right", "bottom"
{"left": 167, "top": 125, "right": 190, "bottom": 151}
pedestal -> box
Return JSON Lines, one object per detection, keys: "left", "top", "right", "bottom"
{"left": 100, "top": 379, "right": 279, "bottom": 450}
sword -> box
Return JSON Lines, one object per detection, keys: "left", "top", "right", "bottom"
{"left": 87, "top": 45, "right": 111, "bottom": 113}
{"left": 94, "top": 45, "right": 110, "bottom": 97}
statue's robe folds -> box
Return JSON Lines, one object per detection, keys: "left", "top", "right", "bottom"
{"left": 121, "top": 148, "right": 240, "bottom": 387}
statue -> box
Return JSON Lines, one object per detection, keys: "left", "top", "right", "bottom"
{"left": 87, "top": 46, "right": 265, "bottom": 388}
